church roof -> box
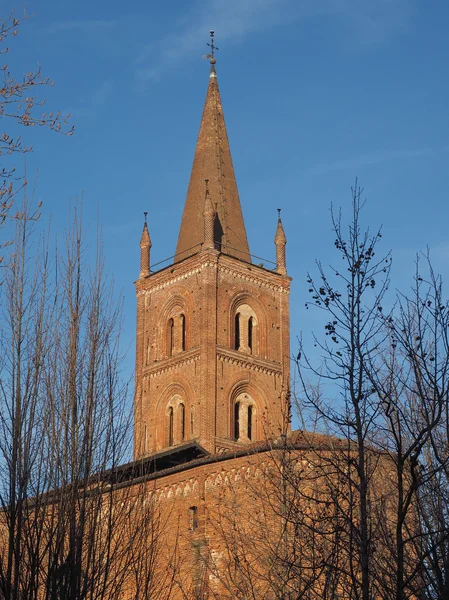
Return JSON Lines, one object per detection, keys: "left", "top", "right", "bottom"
{"left": 175, "top": 61, "right": 250, "bottom": 263}
{"left": 108, "top": 431, "right": 353, "bottom": 491}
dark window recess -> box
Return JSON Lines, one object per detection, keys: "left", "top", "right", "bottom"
{"left": 235, "top": 313, "right": 240, "bottom": 350}
{"left": 234, "top": 402, "right": 240, "bottom": 440}
{"left": 248, "top": 317, "right": 253, "bottom": 352}
{"left": 168, "top": 407, "right": 174, "bottom": 446}
{"left": 181, "top": 314, "right": 186, "bottom": 351}
{"left": 168, "top": 318, "right": 174, "bottom": 356}
{"left": 247, "top": 405, "right": 253, "bottom": 441}
{"left": 213, "top": 212, "right": 224, "bottom": 251}
{"left": 180, "top": 403, "right": 185, "bottom": 441}
{"left": 189, "top": 506, "right": 199, "bottom": 530}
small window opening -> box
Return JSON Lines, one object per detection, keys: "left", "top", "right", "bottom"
{"left": 189, "top": 506, "right": 199, "bottom": 530}
{"left": 180, "top": 403, "right": 185, "bottom": 441}
{"left": 214, "top": 212, "right": 224, "bottom": 251}
{"left": 168, "top": 407, "right": 174, "bottom": 446}
{"left": 190, "top": 407, "right": 194, "bottom": 436}
{"left": 235, "top": 313, "right": 240, "bottom": 350}
{"left": 247, "top": 405, "right": 253, "bottom": 441}
{"left": 234, "top": 402, "right": 240, "bottom": 440}
{"left": 181, "top": 314, "right": 186, "bottom": 351}
{"left": 168, "top": 318, "right": 174, "bottom": 357}
{"left": 248, "top": 317, "right": 253, "bottom": 353}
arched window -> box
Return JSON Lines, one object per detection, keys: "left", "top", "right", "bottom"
{"left": 235, "top": 313, "right": 240, "bottom": 351}
{"left": 232, "top": 304, "right": 258, "bottom": 355}
{"left": 168, "top": 318, "right": 174, "bottom": 357}
{"left": 167, "top": 314, "right": 187, "bottom": 356}
{"left": 179, "top": 403, "right": 185, "bottom": 442}
{"left": 168, "top": 406, "right": 174, "bottom": 446}
{"left": 247, "top": 405, "right": 253, "bottom": 441}
{"left": 181, "top": 314, "right": 186, "bottom": 351}
{"left": 234, "top": 401, "right": 240, "bottom": 441}
{"left": 248, "top": 317, "right": 253, "bottom": 353}
{"left": 233, "top": 392, "right": 257, "bottom": 443}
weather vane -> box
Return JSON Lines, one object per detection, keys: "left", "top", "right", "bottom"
{"left": 203, "top": 30, "right": 219, "bottom": 63}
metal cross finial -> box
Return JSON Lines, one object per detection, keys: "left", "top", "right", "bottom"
{"left": 277, "top": 208, "right": 281, "bottom": 221}
{"left": 204, "top": 30, "right": 219, "bottom": 64}
{"left": 144, "top": 211, "right": 148, "bottom": 224}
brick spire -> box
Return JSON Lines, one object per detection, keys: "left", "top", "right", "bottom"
{"left": 203, "top": 179, "right": 215, "bottom": 250}
{"left": 139, "top": 213, "right": 151, "bottom": 279}
{"left": 274, "top": 209, "right": 287, "bottom": 275}
{"left": 175, "top": 52, "right": 250, "bottom": 263}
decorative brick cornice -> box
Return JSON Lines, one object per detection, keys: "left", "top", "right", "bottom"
{"left": 145, "top": 349, "right": 200, "bottom": 378}
{"left": 218, "top": 264, "right": 290, "bottom": 294}
{"left": 217, "top": 347, "right": 282, "bottom": 376}
{"left": 137, "top": 267, "right": 203, "bottom": 295}
{"left": 136, "top": 259, "right": 289, "bottom": 297}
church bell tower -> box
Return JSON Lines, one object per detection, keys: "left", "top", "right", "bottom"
{"left": 134, "top": 35, "right": 291, "bottom": 459}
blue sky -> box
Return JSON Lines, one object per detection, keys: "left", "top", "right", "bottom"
{"left": 4, "top": 0, "right": 449, "bottom": 395}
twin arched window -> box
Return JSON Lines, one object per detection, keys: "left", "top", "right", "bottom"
{"left": 167, "top": 313, "right": 186, "bottom": 357}
{"left": 234, "top": 393, "right": 256, "bottom": 442}
{"left": 166, "top": 399, "right": 186, "bottom": 447}
{"left": 234, "top": 305, "right": 258, "bottom": 354}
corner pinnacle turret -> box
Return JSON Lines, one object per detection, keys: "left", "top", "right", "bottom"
{"left": 139, "top": 212, "right": 151, "bottom": 279}
{"left": 274, "top": 209, "right": 287, "bottom": 275}
{"left": 175, "top": 32, "right": 250, "bottom": 263}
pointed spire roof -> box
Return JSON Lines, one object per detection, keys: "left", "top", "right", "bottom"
{"left": 140, "top": 217, "right": 151, "bottom": 248}
{"left": 274, "top": 209, "right": 286, "bottom": 245}
{"left": 175, "top": 54, "right": 250, "bottom": 263}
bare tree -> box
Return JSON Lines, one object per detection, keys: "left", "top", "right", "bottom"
{"left": 296, "top": 182, "right": 391, "bottom": 600}
{"left": 368, "top": 255, "right": 449, "bottom": 600}
{"left": 295, "top": 183, "right": 449, "bottom": 600}
{"left": 0, "top": 191, "right": 53, "bottom": 599}
{"left": 0, "top": 197, "right": 178, "bottom": 599}
{"left": 0, "top": 9, "right": 72, "bottom": 239}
